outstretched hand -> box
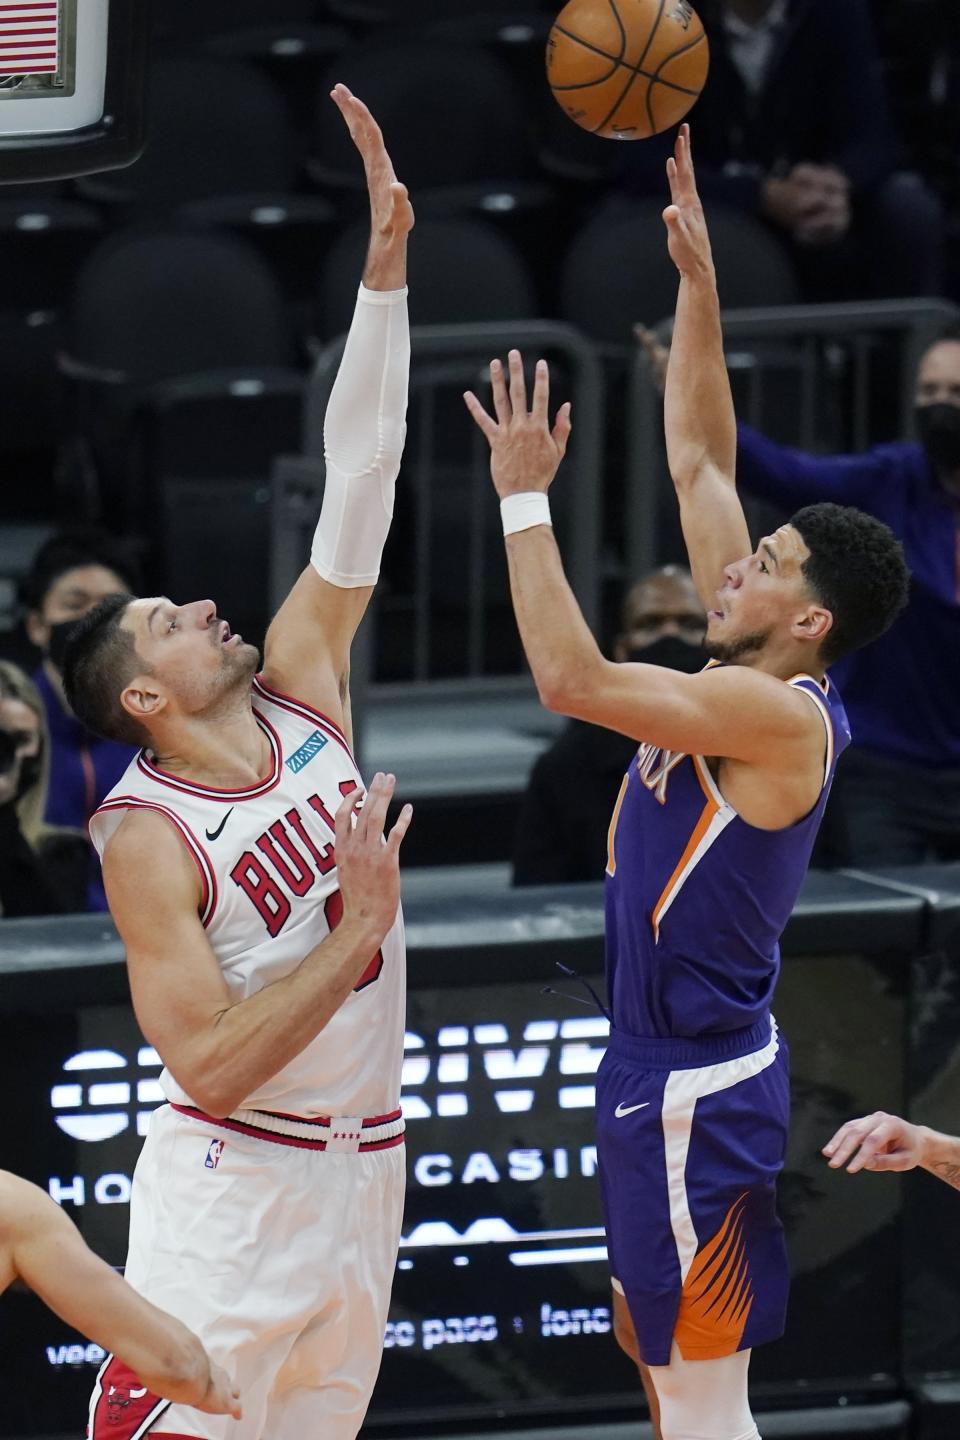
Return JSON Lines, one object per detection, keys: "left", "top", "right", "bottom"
{"left": 464, "top": 350, "right": 572, "bottom": 501}
{"left": 822, "top": 1111, "right": 925, "bottom": 1175}
{"left": 662, "top": 123, "right": 714, "bottom": 282}
{"left": 331, "top": 83, "right": 414, "bottom": 254}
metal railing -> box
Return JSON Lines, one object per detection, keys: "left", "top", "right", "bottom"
{"left": 271, "top": 321, "right": 605, "bottom": 763}
{"left": 626, "top": 297, "right": 960, "bottom": 577}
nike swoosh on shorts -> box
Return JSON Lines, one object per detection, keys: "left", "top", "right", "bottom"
{"left": 614, "top": 1101, "right": 651, "bottom": 1118}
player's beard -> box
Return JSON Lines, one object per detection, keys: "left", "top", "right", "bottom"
{"left": 705, "top": 628, "right": 772, "bottom": 664}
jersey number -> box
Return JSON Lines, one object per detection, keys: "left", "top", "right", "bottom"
{"left": 323, "top": 889, "right": 384, "bottom": 992}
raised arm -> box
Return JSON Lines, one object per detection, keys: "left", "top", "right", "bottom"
{"left": 102, "top": 776, "right": 410, "bottom": 1119}
{"left": 262, "top": 85, "right": 414, "bottom": 740}
{"left": 1, "top": 1173, "right": 240, "bottom": 1416}
{"left": 464, "top": 354, "right": 812, "bottom": 767}
{"left": 661, "top": 125, "right": 752, "bottom": 613}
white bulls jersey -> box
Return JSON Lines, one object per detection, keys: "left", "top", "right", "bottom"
{"left": 89, "top": 675, "right": 405, "bottom": 1120}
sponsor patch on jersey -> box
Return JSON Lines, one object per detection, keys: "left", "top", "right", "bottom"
{"left": 285, "top": 729, "right": 328, "bottom": 774}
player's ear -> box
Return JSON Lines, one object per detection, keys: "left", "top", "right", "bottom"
{"left": 120, "top": 677, "right": 166, "bottom": 722}
{"left": 793, "top": 605, "right": 832, "bottom": 647}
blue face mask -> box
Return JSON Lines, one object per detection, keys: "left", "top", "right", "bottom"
{"left": 45, "top": 618, "right": 81, "bottom": 672}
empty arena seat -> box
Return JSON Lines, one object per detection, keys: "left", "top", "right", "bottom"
{"left": 153, "top": 0, "right": 326, "bottom": 42}
{"left": 76, "top": 56, "right": 301, "bottom": 212}
{"left": 560, "top": 200, "right": 800, "bottom": 343}
{"left": 309, "top": 42, "right": 533, "bottom": 192}
{"left": 314, "top": 215, "right": 539, "bottom": 341}
{"left": 65, "top": 230, "right": 296, "bottom": 386}
{"left": 60, "top": 230, "right": 302, "bottom": 565}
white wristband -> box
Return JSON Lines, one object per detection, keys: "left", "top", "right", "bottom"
{"left": 500, "top": 492, "right": 552, "bottom": 537}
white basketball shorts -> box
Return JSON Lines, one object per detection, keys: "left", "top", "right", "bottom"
{"left": 86, "top": 1102, "right": 406, "bottom": 1440}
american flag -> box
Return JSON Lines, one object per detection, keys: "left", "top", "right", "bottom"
{"left": 0, "top": 1, "right": 60, "bottom": 78}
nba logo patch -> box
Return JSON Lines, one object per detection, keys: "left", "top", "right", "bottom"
{"left": 205, "top": 1139, "right": 225, "bottom": 1170}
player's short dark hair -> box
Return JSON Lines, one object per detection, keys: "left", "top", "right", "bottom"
{"left": 790, "top": 503, "right": 910, "bottom": 666}
{"left": 61, "top": 594, "right": 150, "bottom": 747}
{"left": 21, "top": 527, "right": 141, "bottom": 612}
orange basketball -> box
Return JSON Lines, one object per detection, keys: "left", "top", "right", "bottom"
{"left": 546, "top": 0, "right": 709, "bottom": 140}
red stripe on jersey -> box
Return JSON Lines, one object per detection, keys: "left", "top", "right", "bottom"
{"left": 135, "top": 712, "right": 282, "bottom": 801}
{"left": 95, "top": 798, "right": 217, "bottom": 927}
{"left": 252, "top": 674, "right": 357, "bottom": 767}
{"left": 171, "top": 1104, "right": 405, "bottom": 1152}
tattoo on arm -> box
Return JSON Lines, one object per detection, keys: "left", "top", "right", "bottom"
{"left": 931, "top": 1163, "right": 960, "bottom": 1192}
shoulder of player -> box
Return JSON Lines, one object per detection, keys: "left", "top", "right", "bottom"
{"left": 692, "top": 664, "right": 825, "bottom": 741}
{"left": 101, "top": 808, "right": 202, "bottom": 904}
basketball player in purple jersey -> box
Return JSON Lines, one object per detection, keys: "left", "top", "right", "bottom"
{"left": 465, "top": 125, "right": 909, "bottom": 1440}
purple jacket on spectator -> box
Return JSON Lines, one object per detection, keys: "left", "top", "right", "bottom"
{"left": 33, "top": 664, "right": 137, "bottom": 911}
{"left": 736, "top": 427, "right": 960, "bottom": 767}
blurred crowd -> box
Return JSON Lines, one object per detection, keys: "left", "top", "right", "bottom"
{"left": 2, "top": 0, "right": 959, "bottom": 915}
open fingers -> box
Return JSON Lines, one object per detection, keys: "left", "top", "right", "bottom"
{"left": 531, "top": 358, "right": 550, "bottom": 425}
{"left": 387, "top": 802, "right": 414, "bottom": 856}
{"left": 358, "top": 772, "right": 395, "bottom": 844}
{"left": 490, "top": 357, "right": 512, "bottom": 426}
{"left": 507, "top": 348, "right": 528, "bottom": 416}
{"left": 463, "top": 389, "right": 499, "bottom": 444}
{"left": 335, "top": 785, "right": 364, "bottom": 847}
{"left": 552, "top": 401, "right": 573, "bottom": 459}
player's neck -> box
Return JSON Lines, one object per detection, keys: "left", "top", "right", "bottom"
{"left": 738, "top": 646, "right": 826, "bottom": 685}
{"left": 147, "top": 700, "right": 271, "bottom": 790}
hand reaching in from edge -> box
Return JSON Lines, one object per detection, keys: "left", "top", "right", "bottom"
{"left": 464, "top": 350, "right": 572, "bottom": 501}
{"left": 823, "top": 1111, "right": 925, "bottom": 1174}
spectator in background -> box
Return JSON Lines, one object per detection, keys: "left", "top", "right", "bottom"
{"left": 619, "top": 0, "right": 943, "bottom": 302}
{"left": 639, "top": 321, "right": 960, "bottom": 866}
{"left": 512, "top": 566, "right": 705, "bottom": 885}
{"left": 0, "top": 662, "right": 88, "bottom": 917}
{"left": 21, "top": 529, "right": 141, "bottom": 910}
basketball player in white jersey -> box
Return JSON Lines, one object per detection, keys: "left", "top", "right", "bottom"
{"left": 61, "top": 85, "right": 414, "bottom": 1440}
{"left": 0, "top": 1171, "right": 241, "bottom": 1420}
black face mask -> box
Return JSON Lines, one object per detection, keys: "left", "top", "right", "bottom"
{"left": 624, "top": 635, "right": 705, "bottom": 674}
{"left": 45, "top": 618, "right": 81, "bottom": 672}
{"left": 916, "top": 403, "right": 960, "bottom": 472}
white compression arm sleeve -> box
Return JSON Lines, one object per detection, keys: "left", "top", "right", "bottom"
{"left": 311, "top": 282, "right": 410, "bottom": 588}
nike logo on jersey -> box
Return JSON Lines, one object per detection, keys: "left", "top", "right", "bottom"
{"left": 614, "top": 1101, "right": 651, "bottom": 1118}
{"left": 205, "top": 807, "right": 234, "bottom": 841}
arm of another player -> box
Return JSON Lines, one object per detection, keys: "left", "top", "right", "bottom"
{"left": 262, "top": 84, "right": 413, "bottom": 743}
{"left": 102, "top": 776, "right": 411, "bottom": 1119}
{"left": 823, "top": 1113, "right": 960, "bottom": 1192}
{"left": 661, "top": 124, "right": 752, "bottom": 613}
{"left": 0, "top": 1172, "right": 240, "bottom": 1416}
{"left": 464, "top": 354, "right": 812, "bottom": 763}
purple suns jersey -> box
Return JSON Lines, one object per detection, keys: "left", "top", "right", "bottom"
{"left": 604, "top": 670, "right": 850, "bottom": 1039}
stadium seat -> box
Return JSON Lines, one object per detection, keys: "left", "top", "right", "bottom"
{"left": 309, "top": 42, "right": 534, "bottom": 192}
{"left": 59, "top": 230, "right": 303, "bottom": 617}
{"left": 153, "top": 0, "right": 325, "bottom": 42}
{"left": 560, "top": 199, "right": 800, "bottom": 344}
{"left": 75, "top": 57, "right": 302, "bottom": 211}
{"left": 313, "top": 215, "right": 539, "bottom": 341}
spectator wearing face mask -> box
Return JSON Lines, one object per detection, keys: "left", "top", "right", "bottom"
{"left": 636, "top": 321, "right": 960, "bottom": 865}
{"left": 512, "top": 566, "right": 706, "bottom": 886}
{"left": 0, "top": 662, "right": 88, "bottom": 918}
{"left": 20, "top": 529, "right": 142, "bottom": 909}
{"left": 731, "top": 326, "right": 960, "bottom": 865}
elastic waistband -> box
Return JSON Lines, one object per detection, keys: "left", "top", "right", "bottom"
{"left": 170, "top": 1103, "right": 405, "bottom": 1153}
{"left": 607, "top": 1014, "right": 775, "bottom": 1071}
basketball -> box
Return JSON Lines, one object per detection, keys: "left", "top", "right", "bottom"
{"left": 546, "top": 0, "right": 709, "bottom": 140}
